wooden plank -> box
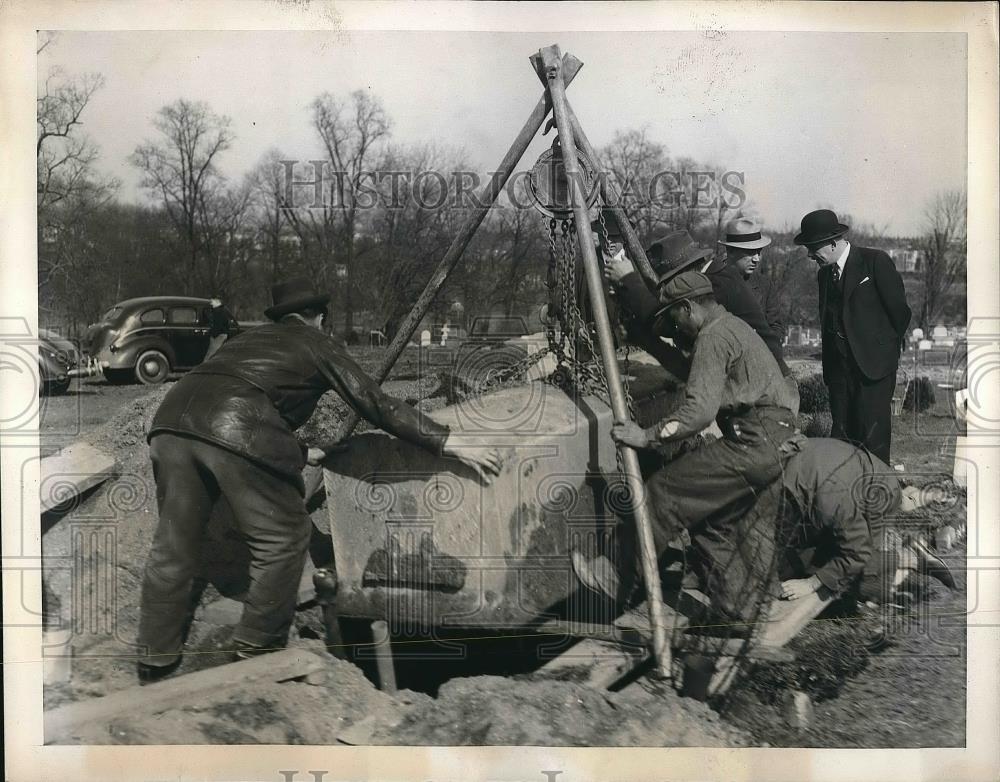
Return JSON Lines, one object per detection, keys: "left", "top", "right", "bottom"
{"left": 297, "top": 558, "right": 317, "bottom": 605}
{"left": 39, "top": 442, "right": 116, "bottom": 513}
{"left": 45, "top": 648, "right": 326, "bottom": 744}
{"left": 755, "top": 591, "right": 836, "bottom": 649}
{"left": 538, "top": 638, "right": 646, "bottom": 688}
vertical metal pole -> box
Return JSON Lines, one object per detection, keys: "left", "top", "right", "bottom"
{"left": 325, "top": 55, "right": 584, "bottom": 449}
{"left": 538, "top": 44, "right": 673, "bottom": 680}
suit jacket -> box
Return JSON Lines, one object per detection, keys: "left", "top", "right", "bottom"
{"left": 746, "top": 272, "right": 785, "bottom": 341}
{"left": 705, "top": 261, "right": 790, "bottom": 375}
{"left": 818, "top": 245, "right": 911, "bottom": 381}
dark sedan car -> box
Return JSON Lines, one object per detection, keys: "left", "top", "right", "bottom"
{"left": 87, "top": 297, "right": 241, "bottom": 384}
{"left": 38, "top": 329, "right": 79, "bottom": 395}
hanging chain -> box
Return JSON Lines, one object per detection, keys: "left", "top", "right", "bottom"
{"left": 463, "top": 206, "right": 641, "bottom": 416}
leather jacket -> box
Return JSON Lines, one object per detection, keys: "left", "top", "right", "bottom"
{"left": 149, "top": 321, "right": 449, "bottom": 482}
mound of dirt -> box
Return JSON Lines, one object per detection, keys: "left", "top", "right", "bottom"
{"left": 370, "top": 674, "right": 751, "bottom": 746}
{"left": 59, "top": 642, "right": 398, "bottom": 745}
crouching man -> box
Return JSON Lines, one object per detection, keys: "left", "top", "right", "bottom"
{"left": 574, "top": 270, "right": 799, "bottom": 598}
{"left": 137, "top": 277, "right": 502, "bottom": 682}
{"left": 712, "top": 437, "right": 955, "bottom": 624}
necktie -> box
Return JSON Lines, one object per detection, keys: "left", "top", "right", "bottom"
{"left": 831, "top": 264, "right": 841, "bottom": 285}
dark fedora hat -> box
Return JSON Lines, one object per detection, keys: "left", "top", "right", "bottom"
{"left": 590, "top": 208, "right": 634, "bottom": 242}
{"left": 646, "top": 229, "right": 714, "bottom": 284}
{"left": 265, "top": 276, "right": 331, "bottom": 320}
{"left": 794, "top": 209, "right": 850, "bottom": 246}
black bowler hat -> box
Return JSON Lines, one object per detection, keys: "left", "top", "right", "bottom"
{"left": 264, "top": 276, "right": 331, "bottom": 320}
{"left": 794, "top": 209, "right": 850, "bottom": 246}
{"left": 647, "top": 229, "right": 714, "bottom": 284}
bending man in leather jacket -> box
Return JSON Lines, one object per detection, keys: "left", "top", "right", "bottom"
{"left": 137, "top": 278, "right": 502, "bottom": 682}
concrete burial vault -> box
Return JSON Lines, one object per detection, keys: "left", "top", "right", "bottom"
{"left": 323, "top": 360, "right": 681, "bottom": 630}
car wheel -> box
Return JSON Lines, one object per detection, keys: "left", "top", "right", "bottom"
{"left": 135, "top": 350, "right": 170, "bottom": 385}
{"left": 49, "top": 378, "right": 72, "bottom": 395}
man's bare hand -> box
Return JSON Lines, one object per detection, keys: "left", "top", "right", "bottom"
{"left": 611, "top": 421, "right": 649, "bottom": 449}
{"left": 443, "top": 435, "right": 504, "bottom": 485}
{"left": 603, "top": 253, "right": 635, "bottom": 284}
{"left": 780, "top": 577, "right": 820, "bottom": 600}
{"left": 306, "top": 447, "right": 326, "bottom": 466}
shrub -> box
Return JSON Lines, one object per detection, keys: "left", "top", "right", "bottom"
{"left": 798, "top": 373, "right": 829, "bottom": 414}
{"left": 344, "top": 330, "right": 361, "bottom": 346}
{"left": 903, "top": 375, "right": 936, "bottom": 413}
{"left": 802, "top": 411, "right": 832, "bottom": 438}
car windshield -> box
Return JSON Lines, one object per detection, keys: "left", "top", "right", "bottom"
{"left": 470, "top": 317, "right": 527, "bottom": 339}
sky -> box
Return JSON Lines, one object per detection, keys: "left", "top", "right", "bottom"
{"left": 38, "top": 29, "right": 967, "bottom": 237}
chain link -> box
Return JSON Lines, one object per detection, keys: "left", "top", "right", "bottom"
{"left": 464, "top": 207, "right": 639, "bottom": 427}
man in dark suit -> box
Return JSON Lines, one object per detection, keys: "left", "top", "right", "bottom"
{"left": 794, "top": 209, "right": 911, "bottom": 463}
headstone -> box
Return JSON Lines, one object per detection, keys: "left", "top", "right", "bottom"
{"left": 952, "top": 435, "right": 969, "bottom": 487}
{"left": 419, "top": 329, "right": 431, "bottom": 347}
{"left": 440, "top": 323, "right": 450, "bottom": 347}
{"left": 783, "top": 690, "right": 814, "bottom": 730}
{"left": 918, "top": 339, "right": 933, "bottom": 351}
{"left": 932, "top": 325, "right": 949, "bottom": 340}
{"left": 911, "top": 327, "right": 924, "bottom": 342}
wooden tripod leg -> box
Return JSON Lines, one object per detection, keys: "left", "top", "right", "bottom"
{"left": 538, "top": 43, "right": 673, "bottom": 681}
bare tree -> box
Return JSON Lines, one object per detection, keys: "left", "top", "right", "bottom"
{"left": 130, "top": 99, "right": 235, "bottom": 294}
{"left": 597, "top": 128, "right": 673, "bottom": 243}
{"left": 282, "top": 90, "right": 391, "bottom": 334}
{"left": 364, "top": 143, "right": 467, "bottom": 339}
{"left": 37, "top": 69, "right": 116, "bottom": 216}
{"left": 916, "top": 189, "right": 967, "bottom": 330}
{"left": 37, "top": 41, "right": 119, "bottom": 311}
{"left": 247, "top": 149, "right": 296, "bottom": 286}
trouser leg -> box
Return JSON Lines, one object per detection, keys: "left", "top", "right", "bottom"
{"left": 203, "top": 449, "right": 312, "bottom": 651}
{"left": 825, "top": 357, "right": 852, "bottom": 444}
{"left": 701, "top": 481, "right": 785, "bottom": 624}
{"left": 644, "top": 408, "right": 793, "bottom": 555}
{"left": 138, "top": 433, "right": 217, "bottom": 667}
{"left": 855, "top": 371, "right": 896, "bottom": 465}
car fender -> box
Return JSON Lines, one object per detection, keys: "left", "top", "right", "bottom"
{"left": 37, "top": 349, "right": 70, "bottom": 383}
{"left": 107, "top": 337, "right": 176, "bottom": 370}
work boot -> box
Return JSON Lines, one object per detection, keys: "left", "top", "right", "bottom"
{"left": 910, "top": 539, "right": 957, "bottom": 590}
{"left": 232, "top": 642, "right": 280, "bottom": 662}
{"left": 137, "top": 657, "right": 181, "bottom": 685}
{"left": 571, "top": 550, "right": 620, "bottom": 601}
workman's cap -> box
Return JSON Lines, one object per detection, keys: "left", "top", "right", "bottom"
{"left": 651, "top": 270, "right": 714, "bottom": 335}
